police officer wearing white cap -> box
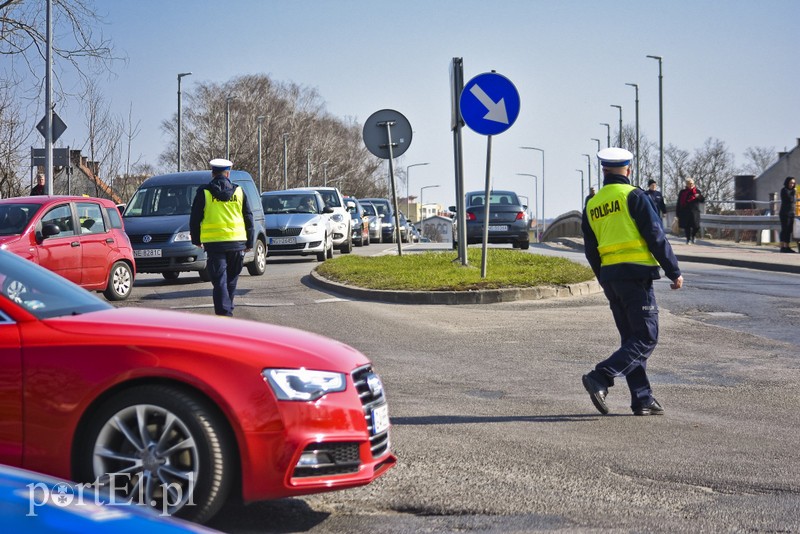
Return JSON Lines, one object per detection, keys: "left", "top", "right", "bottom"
{"left": 189, "top": 158, "right": 254, "bottom": 316}
{"left": 581, "top": 147, "right": 684, "bottom": 416}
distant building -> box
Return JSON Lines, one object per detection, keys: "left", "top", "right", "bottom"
{"left": 37, "top": 149, "right": 124, "bottom": 204}
{"left": 740, "top": 138, "right": 800, "bottom": 213}
{"left": 420, "top": 215, "right": 453, "bottom": 243}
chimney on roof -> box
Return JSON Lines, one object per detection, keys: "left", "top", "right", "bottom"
{"left": 779, "top": 152, "right": 787, "bottom": 159}
{"left": 796, "top": 138, "right": 800, "bottom": 147}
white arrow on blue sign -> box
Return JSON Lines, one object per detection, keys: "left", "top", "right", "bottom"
{"left": 459, "top": 72, "right": 520, "bottom": 136}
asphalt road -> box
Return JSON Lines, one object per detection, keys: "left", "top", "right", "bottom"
{"left": 122, "top": 243, "right": 800, "bottom": 533}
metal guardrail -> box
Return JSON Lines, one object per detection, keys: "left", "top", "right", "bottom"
{"left": 700, "top": 213, "right": 780, "bottom": 231}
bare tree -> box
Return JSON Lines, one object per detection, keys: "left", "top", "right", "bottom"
{"left": 740, "top": 146, "right": 776, "bottom": 176}
{"left": 0, "top": 81, "right": 31, "bottom": 197}
{"left": 686, "top": 138, "right": 735, "bottom": 213}
{"left": 161, "top": 74, "right": 384, "bottom": 196}
{"left": 81, "top": 82, "right": 123, "bottom": 197}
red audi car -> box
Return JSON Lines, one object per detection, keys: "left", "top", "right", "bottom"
{"left": 0, "top": 196, "right": 135, "bottom": 300}
{"left": 0, "top": 249, "right": 395, "bottom": 523}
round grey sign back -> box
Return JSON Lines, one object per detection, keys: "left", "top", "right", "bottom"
{"left": 362, "top": 109, "right": 413, "bottom": 159}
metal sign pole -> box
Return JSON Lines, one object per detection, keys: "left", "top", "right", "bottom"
{"left": 45, "top": 0, "right": 53, "bottom": 195}
{"left": 381, "top": 121, "right": 403, "bottom": 256}
{"left": 480, "top": 135, "right": 493, "bottom": 278}
{"left": 451, "top": 58, "right": 468, "bottom": 265}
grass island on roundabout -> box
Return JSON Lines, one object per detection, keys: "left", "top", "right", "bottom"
{"left": 311, "top": 249, "right": 600, "bottom": 305}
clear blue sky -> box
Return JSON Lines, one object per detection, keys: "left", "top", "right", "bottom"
{"left": 52, "top": 0, "right": 800, "bottom": 219}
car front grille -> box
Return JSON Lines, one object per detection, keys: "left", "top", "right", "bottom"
{"left": 128, "top": 233, "right": 173, "bottom": 244}
{"left": 352, "top": 365, "right": 390, "bottom": 458}
{"left": 292, "top": 442, "right": 361, "bottom": 478}
{"left": 267, "top": 228, "right": 302, "bottom": 237}
{"left": 269, "top": 243, "right": 306, "bottom": 251}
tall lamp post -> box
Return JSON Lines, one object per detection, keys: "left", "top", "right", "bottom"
{"left": 576, "top": 169, "right": 584, "bottom": 208}
{"left": 647, "top": 54, "right": 664, "bottom": 193}
{"left": 177, "top": 72, "right": 192, "bottom": 172}
{"left": 406, "top": 162, "right": 429, "bottom": 222}
{"left": 516, "top": 172, "right": 537, "bottom": 241}
{"left": 419, "top": 184, "right": 440, "bottom": 236}
{"left": 282, "top": 133, "right": 289, "bottom": 189}
{"left": 599, "top": 123, "right": 611, "bottom": 148}
{"left": 256, "top": 115, "right": 265, "bottom": 192}
{"left": 306, "top": 149, "right": 312, "bottom": 187}
{"left": 591, "top": 138, "right": 601, "bottom": 189}
{"left": 225, "top": 96, "right": 235, "bottom": 160}
{"left": 610, "top": 104, "right": 623, "bottom": 147}
{"left": 520, "top": 146, "right": 545, "bottom": 234}
{"left": 581, "top": 154, "right": 592, "bottom": 198}
{"left": 323, "top": 161, "right": 329, "bottom": 186}
{"left": 625, "top": 82, "right": 640, "bottom": 187}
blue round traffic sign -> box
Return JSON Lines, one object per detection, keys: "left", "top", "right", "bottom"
{"left": 460, "top": 72, "right": 521, "bottom": 136}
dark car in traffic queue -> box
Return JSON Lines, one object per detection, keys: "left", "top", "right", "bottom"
{"left": 358, "top": 198, "right": 410, "bottom": 243}
{"left": 344, "top": 196, "right": 370, "bottom": 247}
{"left": 359, "top": 200, "right": 382, "bottom": 243}
{"left": 122, "top": 171, "right": 268, "bottom": 281}
{"left": 450, "top": 190, "right": 530, "bottom": 249}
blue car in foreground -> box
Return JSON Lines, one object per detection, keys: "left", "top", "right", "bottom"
{"left": 0, "top": 464, "right": 215, "bottom": 533}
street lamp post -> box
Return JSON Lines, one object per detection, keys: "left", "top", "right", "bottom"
{"left": 256, "top": 115, "right": 265, "bottom": 193}
{"left": 520, "top": 146, "right": 545, "bottom": 235}
{"left": 419, "top": 184, "right": 440, "bottom": 237}
{"left": 576, "top": 169, "right": 584, "bottom": 208}
{"left": 600, "top": 123, "right": 611, "bottom": 148}
{"left": 647, "top": 54, "right": 664, "bottom": 193}
{"left": 582, "top": 154, "right": 592, "bottom": 198}
{"left": 406, "top": 162, "right": 429, "bottom": 222}
{"left": 610, "top": 104, "right": 623, "bottom": 147}
{"left": 177, "top": 72, "right": 192, "bottom": 172}
{"left": 516, "top": 172, "right": 537, "bottom": 241}
{"left": 306, "top": 149, "right": 312, "bottom": 187}
{"left": 282, "top": 133, "right": 289, "bottom": 189}
{"left": 591, "top": 138, "right": 601, "bottom": 189}
{"left": 626, "top": 82, "right": 640, "bottom": 187}
{"left": 225, "top": 96, "right": 235, "bottom": 160}
{"left": 323, "top": 161, "right": 329, "bottom": 186}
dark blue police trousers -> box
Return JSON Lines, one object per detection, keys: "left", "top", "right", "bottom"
{"left": 206, "top": 250, "right": 244, "bottom": 316}
{"left": 595, "top": 278, "right": 659, "bottom": 407}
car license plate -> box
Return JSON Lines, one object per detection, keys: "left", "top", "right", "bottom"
{"left": 270, "top": 237, "right": 296, "bottom": 245}
{"left": 488, "top": 225, "right": 508, "bottom": 232}
{"left": 371, "top": 404, "right": 390, "bottom": 435}
{"left": 134, "top": 249, "right": 162, "bottom": 258}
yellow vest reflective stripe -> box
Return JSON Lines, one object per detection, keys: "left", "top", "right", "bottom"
{"left": 199, "top": 187, "right": 247, "bottom": 243}
{"left": 586, "top": 183, "right": 658, "bottom": 267}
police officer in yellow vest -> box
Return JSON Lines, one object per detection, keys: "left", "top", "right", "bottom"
{"left": 190, "top": 158, "right": 254, "bottom": 316}
{"left": 581, "top": 148, "right": 684, "bottom": 416}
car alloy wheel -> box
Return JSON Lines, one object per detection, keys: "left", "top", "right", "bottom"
{"left": 78, "top": 386, "right": 234, "bottom": 523}
{"left": 246, "top": 238, "right": 267, "bottom": 275}
{"left": 104, "top": 261, "right": 133, "bottom": 301}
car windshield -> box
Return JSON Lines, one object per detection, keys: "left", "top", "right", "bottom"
{"left": 0, "top": 204, "right": 39, "bottom": 235}
{"left": 0, "top": 250, "right": 111, "bottom": 319}
{"left": 361, "top": 203, "right": 377, "bottom": 216}
{"left": 262, "top": 194, "right": 318, "bottom": 214}
{"left": 123, "top": 185, "right": 197, "bottom": 217}
{"left": 318, "top": 190, "right": 341, "bottom": 209}
{"left": 370, "top": 202, "right": 391, "bottom": 218}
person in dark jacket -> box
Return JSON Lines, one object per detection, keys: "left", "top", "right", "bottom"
{"left": 644, "top": 179, "right": 667, "bottom": 222}
{"left": 778, "top": 176, "right": 797, "bottom": 253}
{"left": 676, "top": 178, "right": 704, "bottom": 244}
{"left": 189, "top": 158, "right": 254, "bottom": 316}
{"left": 581, "top": 147, "right": 683, "bottom": 416}
{"left": 31, "top": 173, "right": 46, "bottom": 195}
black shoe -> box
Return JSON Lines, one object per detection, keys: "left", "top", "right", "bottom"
{"left": 632, "top": 398, "right": 664, "bottom": 416}
{"left": 582, "top": 374, "right": 609, "bottom": 415}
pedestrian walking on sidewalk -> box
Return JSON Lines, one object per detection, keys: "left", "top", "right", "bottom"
{"left": 190, "top": 158, "right": 254, "bottom": 316}
{"left": 645, "top": 179, "right": 667, "bottom": 222}
{"left": 677, "top": 178, "right": 704, "bottom": 244}
{"left": 778, "top": 176, "right": 797, "bottom": 253}
{"left": 581, "top": 147, "right": 684, "bottom": 416}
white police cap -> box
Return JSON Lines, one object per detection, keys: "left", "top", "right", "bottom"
{"left": 209, "top": 158, "right": 233, "bottom": 171}
{"left": 597, "top": 147, "right": 633, "bottom": 168}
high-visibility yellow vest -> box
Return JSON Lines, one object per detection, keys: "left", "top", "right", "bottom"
{"left": 586, "top": 183, "right": 658, "bottom": 267}
{"left": 199, "top": 187, "right": 246, "bottom": 243}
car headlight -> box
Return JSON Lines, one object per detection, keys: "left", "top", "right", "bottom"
{"left": 301, "top": 223, "right": 320, "bottom": 235}
{"left": 174, "top": 231, "right": 192, "bottom": 242}
{"left": 331, "top": 214, "right": 344, "bottom": 223}
{"left": 382, "top": 222, "right": 392, "bottom": 229}
{"left": 263, "top": 369, "right": 346, "bottom": 401}
{"left": 369, "top": 221, "right": 377, "bottom": 229}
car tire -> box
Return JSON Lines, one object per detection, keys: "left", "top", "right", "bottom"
{"left": 162, "top": 271, "right": 180, "bottom": 281}
{"left": 198, "top": 268, "right": 211, "bottom": 282}
{"left": 246, "top": 238, "right": 267, "bottom": 276}
{"left": 103, "top": 261, "right": 133, "bottom": 301}
{"left": 340, "top": 232, "right": 353, "bottom": 254}
{"left": 75, "top": 385, "right": 234, "bottom": 524}
{"left": 518, "top": 240, "right": 530, "bottom": 250}
{"left": 364, "top": 234, "right": 370, "bottom": 246}
{"left": 316, "top": 236, "right": 327, "bottom": 262}
{"left": 326, "top": 235, "right": 334, "bottom": 259}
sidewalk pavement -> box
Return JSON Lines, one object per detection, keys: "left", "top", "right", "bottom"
{"left": 555, "top": 236, "right": 800, "bottom": 274}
